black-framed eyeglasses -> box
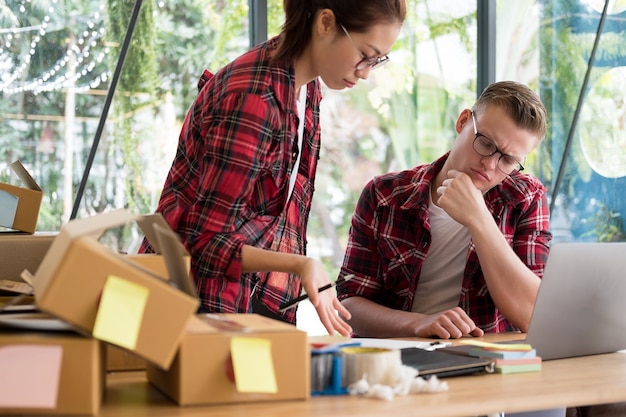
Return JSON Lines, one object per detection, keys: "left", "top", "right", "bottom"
{"left": 339, "top": 24, "right": 390, "bottom": 71}
{"left": 471, "top": 111, "right": 525, "bottom": 174}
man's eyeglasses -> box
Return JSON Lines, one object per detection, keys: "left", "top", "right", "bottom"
{"left": 471, "top": 111, "right": 525, "bottom": 174}
{"left": 339, "top": 24, "right": 389, "bottom": 71}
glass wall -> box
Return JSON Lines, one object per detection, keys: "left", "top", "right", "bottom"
{"left": 1, "top": 0, "right": 253, "bottom": 250}
{"left": 1, "top": 0, "right": 624, "bottom": 259}
{"left": 538, "top": 0, "right": 626, "bottom": 243}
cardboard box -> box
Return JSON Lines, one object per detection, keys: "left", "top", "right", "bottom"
{"left": 125, "top": 252, "right": 191, "bottom": 283}
{"left": 103, "top": 253, "right": 191, "bottom": 372}
{"left": 0, "top": 160, "right": 43, "bottom": 233}
{"left": 32, "top": 209, "right": 199, "bottom": 369}
{"left": 0, "top": 329, "right": 104, "bottom": 415}
{"left": 147, "top": 314, "right": 310, "bottom": 406}
{"left": 106, "top": 344, "right": 146, "bottom": 371}
{"left": 0, "top": 232, "right": 56, "bottom": 282}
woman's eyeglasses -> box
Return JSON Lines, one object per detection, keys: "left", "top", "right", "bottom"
{"left": 339, "top": 24, "right": 390, "bottom": 71}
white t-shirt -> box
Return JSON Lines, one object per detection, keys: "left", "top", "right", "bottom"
{"left": 411, "top": 189, "right": 470, "bottom": 314}
{"left": 287, "top": 86, "right": 307, "bottom": 202}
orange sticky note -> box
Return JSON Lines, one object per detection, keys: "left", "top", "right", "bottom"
{"left": 0, "top": 344, "right": 63, "bottom": 408}
{"left": 230, "top": 337, "right": 278, "bottom": 393}
{"left": 93, "top": 275, "right": 149, "bottom": 350}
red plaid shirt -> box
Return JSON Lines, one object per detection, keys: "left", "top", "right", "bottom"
{"left": 337, "top": 153, "right": 552, "bottom": 333}
{"left": 140, "top": 37, "right": 322, "bottom": 323}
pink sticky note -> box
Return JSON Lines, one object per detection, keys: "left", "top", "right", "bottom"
{"left": 0, "top": 344, "right": 63, "bottom": 408}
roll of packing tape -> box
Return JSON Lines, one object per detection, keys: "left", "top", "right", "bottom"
{"left": 340, "top": 347, "right": 402, "bottom": 387}
{"left": 311, "top": 353, "right": 334, "bottom": 392}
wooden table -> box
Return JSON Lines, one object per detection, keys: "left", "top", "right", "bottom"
{"left": 98, "top": 333, "right": 626, "bottom": 417}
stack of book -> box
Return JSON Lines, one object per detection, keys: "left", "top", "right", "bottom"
{"left": 462, "top": 341, "right": 542, "bottom": 375}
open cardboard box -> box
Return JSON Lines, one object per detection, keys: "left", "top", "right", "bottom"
{"left": 0, "top": 160, "right": 43, "bottom": 234}
{"left": 31, "top": 209, "right": 199, "bottom": 370}
{"left": 0, "top": 329, "right": 104, "bottom": 415}
{"left": 106, "top": 244, "right": 192, "bottom": 372}
{"left": 147, "top": 313, "right": 310, "bottom": 406}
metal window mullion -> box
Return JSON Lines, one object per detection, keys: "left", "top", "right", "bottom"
{"left": 477, "top": 0, "right": 496, "bottom": 98}
{"left": 249, "top": 0, "right": 268, "bottom": 48}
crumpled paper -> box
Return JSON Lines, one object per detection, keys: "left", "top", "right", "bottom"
{"left": 346, "top": 365, "right": 449, "bottom": 401}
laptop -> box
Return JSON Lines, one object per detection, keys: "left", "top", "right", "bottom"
{"left": 524, "top": 242, "right": 626, "bottom": 360}
{"left": 422, "top": 242, "right": 626, "bottom": 366}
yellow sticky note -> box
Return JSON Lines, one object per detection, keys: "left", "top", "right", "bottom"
{"left": 93, "top": 275, "right": 149, "bottom": 350}
{"left": 230, "top": 337, "right": 278, "bottom": 394}
{"left": 458, "top": 339, "right": 532, "bottom": 351}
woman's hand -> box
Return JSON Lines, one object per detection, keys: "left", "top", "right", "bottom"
{"left": 296, "top": 257, "right": 353, "bottom": 337}
{"left": 241, "top": 245, "right": 352, "bottom": 336}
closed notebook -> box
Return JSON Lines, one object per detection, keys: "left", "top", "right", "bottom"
{"left": 400, "top": 347, "right": 494, "bottom": 378}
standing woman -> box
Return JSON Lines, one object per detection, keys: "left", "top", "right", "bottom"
{"left": 140, "top": 0, "right": 406, "bottom": 336}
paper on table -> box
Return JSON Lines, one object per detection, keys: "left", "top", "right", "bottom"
{"left": 0, "top": 280, "right": 33, "bottom": 295}
{"left": 0, "top": 344, "right": 63, "bottom": 408}
{"left": 357, "top": 338, "right": 451, "bottom": 351}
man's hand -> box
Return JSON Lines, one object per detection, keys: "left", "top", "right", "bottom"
{"left": 413, "top": 307, "right": 484, "bottom": 339}
{"left": 436, "top": 169, "right": 491, "bottom": 228}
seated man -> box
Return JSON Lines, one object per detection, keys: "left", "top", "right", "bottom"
{"left": 336, "top": 81, "right": 551, "bottom": 339}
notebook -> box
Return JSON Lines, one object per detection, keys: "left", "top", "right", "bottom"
{"left": 400, "top": 346, "right": 494, "bottom": 378}
{"left": 523, "top": 242, "right": 626, "bottom": 360}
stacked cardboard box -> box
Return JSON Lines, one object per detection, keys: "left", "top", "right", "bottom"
{"left": 1, "top": 204, "right": 311, "bottom": 413}
{"left": 1, "top": 209, "right": 199, "bottom": 415}
{"left": 147, "top": 313, "right": 310, "bottom": 405}
{"left": 31, "top": 209, "right": 199, "bottom": 370}
{"left": 0, "top": 329, "right": 103, "bottom": 415}
{"left": 0, "top": 161, "right": 54, "bottom": 291}
{"left": 0, "top": 232, "right": 56, "bottom": 283}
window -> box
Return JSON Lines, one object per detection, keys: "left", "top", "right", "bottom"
{"left": 1, "top": 0, "right": 624, "bottom": 255}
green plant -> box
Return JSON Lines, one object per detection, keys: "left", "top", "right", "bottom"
{"left": 582, "top": 203, "right": 626, "bottom": 242}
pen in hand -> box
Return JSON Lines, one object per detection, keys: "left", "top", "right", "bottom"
{"left": 278, "top": 274, "right": 355, "bottom": 312}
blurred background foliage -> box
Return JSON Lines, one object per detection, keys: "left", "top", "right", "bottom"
{"left": 1, "top": 0, "right": 624, "bottom": 259}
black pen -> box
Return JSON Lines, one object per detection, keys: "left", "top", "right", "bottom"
{"left": 278, "top": 274, "right": 355, "bottom": 312}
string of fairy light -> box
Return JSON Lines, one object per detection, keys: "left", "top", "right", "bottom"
{"left": 0, "top": 0, "right": 111, "bottom": 95}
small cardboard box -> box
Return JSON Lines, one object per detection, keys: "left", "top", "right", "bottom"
{"left": 32, "top": 209, "right": 199, "bottom": 370}
{"left": 103, "top": 252, "right": 191, "bottom": 372}
{"left": 0, "top": 160, "right": 43, "bottom": 233}
{"left": 147, "top": 313, "right": 310, "bottom": 406}
{"left": 0, "top": 329, "right": 104, "bottom": 415}
{"left": 0, "top": 232, "right": 56, "bottom": 283}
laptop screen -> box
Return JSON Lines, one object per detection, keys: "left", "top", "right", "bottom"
{"left": 525, "top": 242, "right": 626, "bottom": 360}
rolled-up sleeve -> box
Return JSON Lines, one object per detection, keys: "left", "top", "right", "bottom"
{"left": 337, "top": 179, "right": 385, "bottom": 301}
